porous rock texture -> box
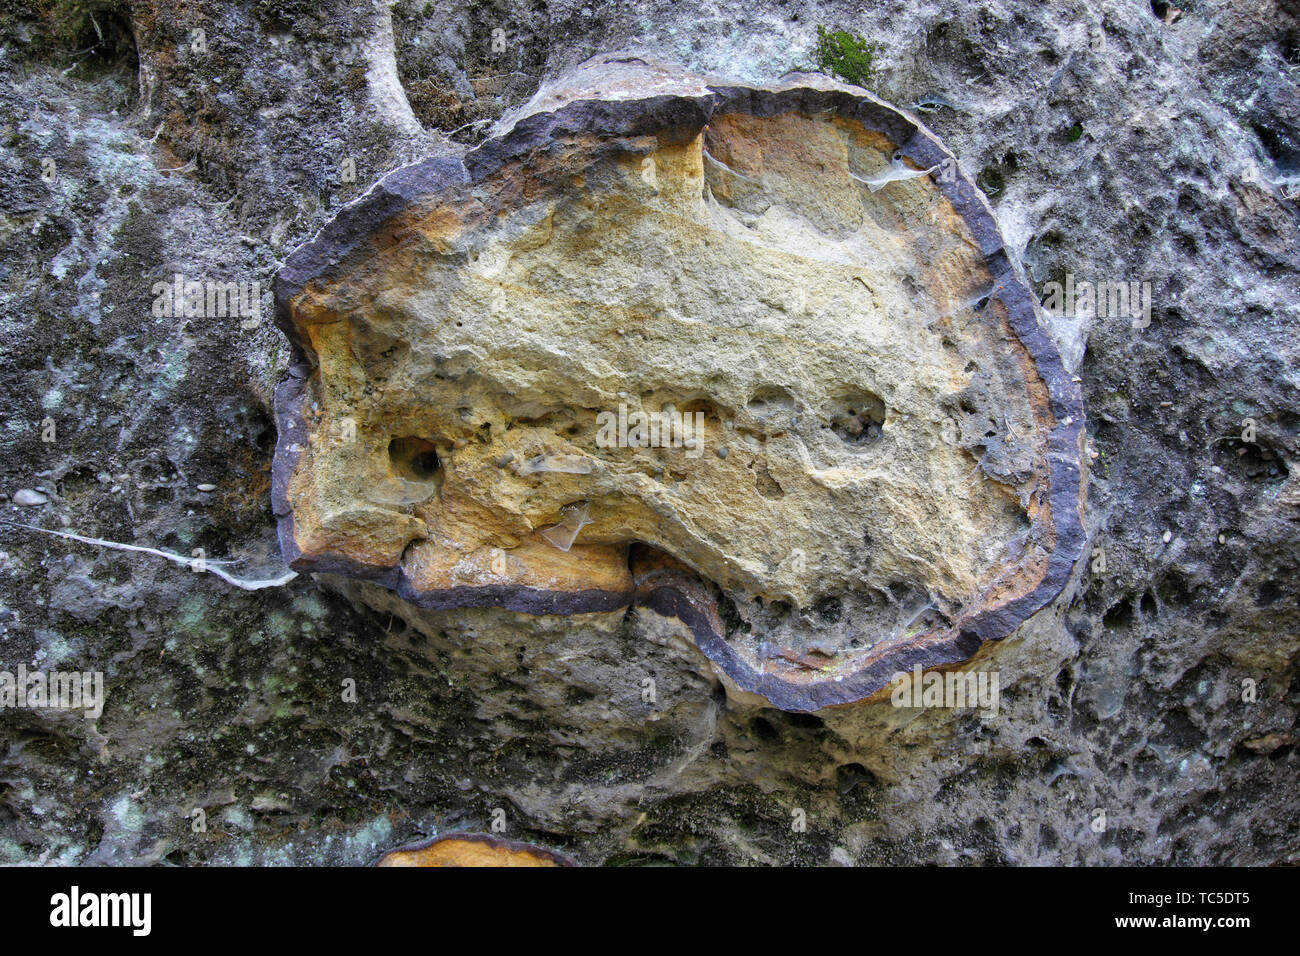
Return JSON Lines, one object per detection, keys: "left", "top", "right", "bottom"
{"left": 273, "top": 56, "right": 1087, "bottom": 711}
{"left": 0, "top": 0, "right": 1297, "bottom": 865}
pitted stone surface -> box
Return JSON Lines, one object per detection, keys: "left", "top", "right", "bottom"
{"left": 4, "top": 0, "right": 1299, "bottom": 868}
{"left": 273, "top": 57, "right": 1086, "bottom": 710}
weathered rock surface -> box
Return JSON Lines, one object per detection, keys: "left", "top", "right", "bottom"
{"left": 0, "top": 0, "right": 1296, "bottom": 866}
{"left": 275, "top": 57, "right": 1086, "bottom": 711}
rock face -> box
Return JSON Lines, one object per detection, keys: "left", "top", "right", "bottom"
{"left": 1, "top": 0, "right": 1298, "bottom": 866}
{"left": 274, "top": 57, "right": 1086, "bottom": 710}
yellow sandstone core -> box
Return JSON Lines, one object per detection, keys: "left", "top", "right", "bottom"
{"left": 284, "top": 109, "right": 1044, "bottom": 649}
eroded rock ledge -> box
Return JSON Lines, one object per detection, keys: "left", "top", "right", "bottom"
{"left": 271, "top": 55, "right": 1087, "bottom": 711}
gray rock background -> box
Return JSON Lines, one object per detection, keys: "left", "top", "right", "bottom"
{"left": 0, "top": 0, "right": 1296, "bottom": 865}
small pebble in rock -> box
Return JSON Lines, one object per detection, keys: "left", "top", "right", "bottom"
{"left": 196, "top": 483, "right": 217, "bottom": 492}
{"left": 1162, "top": 530, "right": 1173, "bottom": 543}
{"left": 13, "top": 489, "right": 48, "bottom": 506}
{"left": 716, "top": 446, "right": 729, "bottom": 459}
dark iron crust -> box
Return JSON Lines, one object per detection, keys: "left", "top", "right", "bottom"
{"left": 272, "top": 82, "right": 1088, "bottom": 713}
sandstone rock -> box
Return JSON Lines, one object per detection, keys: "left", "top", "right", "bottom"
{"left": 376, "top": 833, "right": 576, "bottom": 866}
{"left": 6, "top": 0, "right": 1296, "bottom": 868}
{"left": 272, "top": 56, "right": 1086, "bottom": 711}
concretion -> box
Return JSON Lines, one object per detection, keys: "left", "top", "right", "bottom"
{"left": 272, "top": 55, "right": 1087, "bottom": 711}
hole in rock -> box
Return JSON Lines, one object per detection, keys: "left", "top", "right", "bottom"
{"left": 746, "top": 386, "right": 797, "bottom": 425}
{"left": 1285, "top": 31, "right": 1300, "bottom": 65}
{"left": 814, "top": 596, "right": 843, "bottom": 623}
{"left": 753, "top": 464, "right": 785, "bottom": 499}
{"left": 750, "top": 716, "right": 780, "bottom": 741}
{"left": 836, "top": 762, "right": 877, "bottom": 794}
{"left": 54, "top": 0, "right": 139, "bottom": 80}
{"left": 1103, "top": 600, "right": 1133, "bottom": 631}
{"left": 1257, "top": 580, "right": 1284, "bottom": 607}
{"left": 977, "top": 165, "right": 1006, "bottom": 196}
{"left": 1231, "top": 434, "right": 1291, "bottom": 483}
{"left": 828, "top": 388, "right": 887, "bottom": 447}
{"left": 389, "top": 437, "right": 443, "bottom": 483}
{"left": 786, "top": 712, "right": 825, "bottom": 730}
{"left": 1140, "top": 591, "right": 1157, "bottom": 619}
{"left": 1252, "top": 124, "right": 1300, "bottom": 176}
